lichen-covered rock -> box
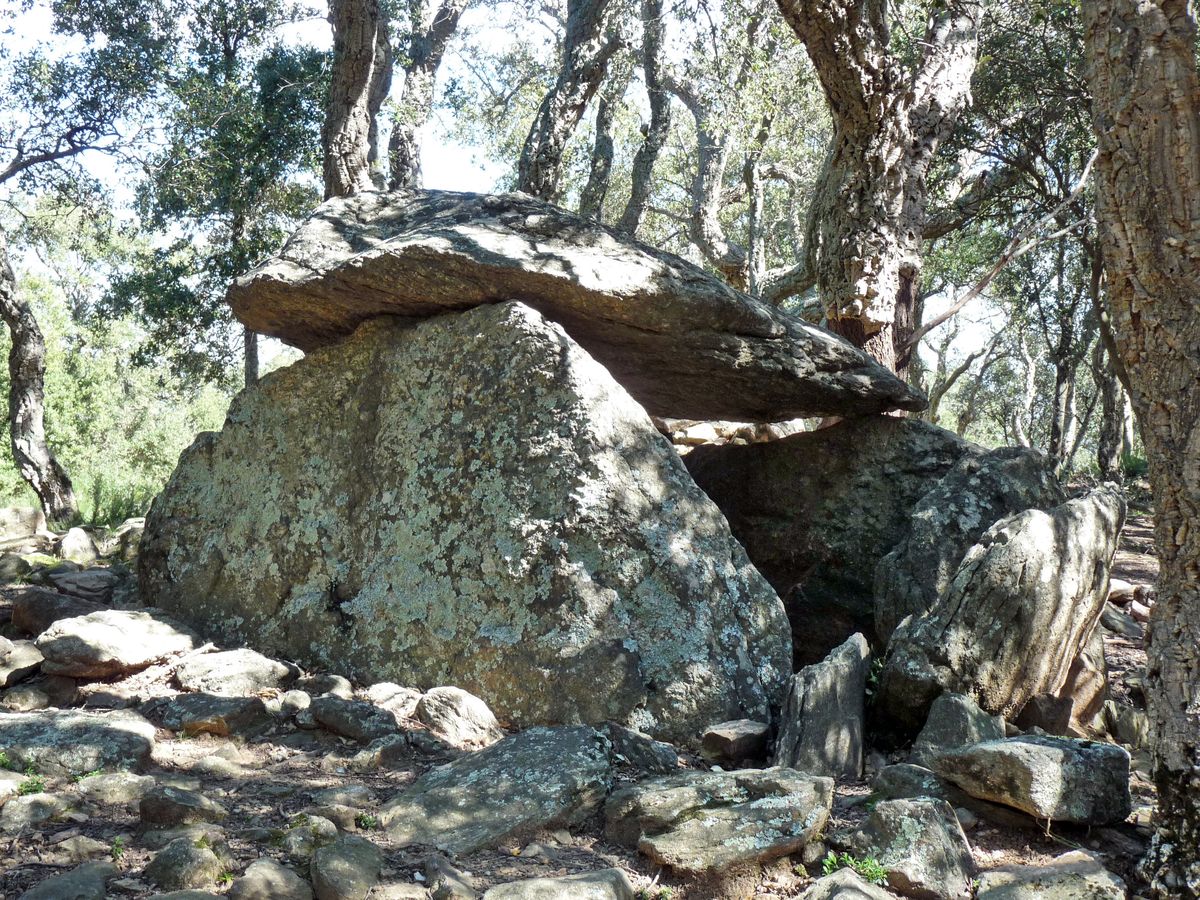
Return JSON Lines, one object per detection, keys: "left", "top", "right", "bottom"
{"left": 604, "top": 767, "right": 832, "bottom": 875}
{"left": 931, "top": 735, "right": 1132, "bottom": 824}
{"left": 600, "top": 723, "right": 678, "bottom": 774}
{"left": 0, "top": 708, "right": 156, "bottom": 774}
{"left": 309, "top": 696, "right": 401, "bottom": 743}
{"left": 700, "top": 719, "right": 769, "bottom": 765}
{"left": 36, "top": 609, "right": 197, "bottom": 678}
{"left": 909, "top": 694, "right": 1005, "bottom": 768}
{"left": 56, "top": 528, "right": 98, "bottom": 565}
{"left": 145, "top": 837, "right": 226, "bottom": 891}
{"left": 173, "top": 649, "right": 294, "bottom": 696}
{"left": 873, "top": 449, "right": 1064, "bottom": 640}
{"left": 142, "top": 693, "right": 274, "bottom": 738}
{"left": 482, "top": 869, "right": 635, "bottom": 899}
{"left": 0, "top": 506, "right": 45, "bottom": 541}
{"left": 230, "top": 858, "right": 313, "bottom": 900}
{"left": 773, "top": 633, "right": 870, "bottom": 777}
{"left": 380, "top": 726, "right": 611, "bottom": 854}
{"left": 975, "top": 850, "right": 1126, "bottom": 899}
{"left": 871, "top": 764, "right": 1038, "bottom": 830}
{"left": 140, "top": 302, "right": 790, "bottom": 742}
{"left": 873, "top": 487, "right": 1125, "bottom": 738}
{"left": 685, "top": 419, "right": 982, "bottom": 665}
{"left": 310, "top": 834, "right": 382, "bottom": 900}
{"left": 227, "top": 189, "right": 922, "bottom": 421}
{"left": 415, "top": 686, "right": 503, "bottom": 748}
{"left": 844, "top": 798, "right": 974, "bottom": 900}
{"left": 140, "top": 785, "right": 228, "bottom": 826}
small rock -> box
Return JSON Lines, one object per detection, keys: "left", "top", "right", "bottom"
{"left": 75, "top": 771, "right": 156, "bottom": 806}
{"left": 1014, "top": 694, "right": 1074, "bottom": 737}
{"left": 701, "top": 718, "right": 770, "bottom": 765}
{"left": 174, "top": 649, "right": 295, "bottom": 696}
{"left": 1100, "top": 604, "right": 1143, "bottom": 639}
{"left": 281, "top": 815, "right": 340, "bottom": 860}
{"left": 481, "top": 868, "right": 634, "bottom": 899}
{"left": 1, "top": 793, "right": 72, "bottom": 832}
{"left": 424, "top": 855, "right": 477, "bottom": 899}
{"left": 0, "top": 552, "right": 31, "bottom": 583}
{"left": 140, "top": 823, "right": 227, "bottom": 851}
{"left": 932, "top": 735, "right": 1132, "bottom": 824}
{"left": 312, "top": 784, "right": 375, "bottom": 808}
{"left": 143, "top": 693, "right": 274, "bottom": 738}
{"left": 846, "top": 798, "right": 974, "bottom": 900}
{"left": 140, "top": 785, "right": 228, "bottom": 826}
{"left": 362, "top": 682, "right": 422, "bottom": 718}
{"left": 799, "top": 869, "right": 892, "bottom": 900}
{"left": 17, "top": 861, "right": 115, "bottom": 900}
{"left": 307, "top": 803, "right": 360, "bottom": 832}
{"left": 0, "top": 708, "right": 156, "bottom": 774}
{"left": 48, "top": 568, "right": 119, "bottom": 603}
{"left": 1103, "top": 700, "right": 1150, "bottom": 749}
{"left": 2, "top": 683, "right": 50, "bottom": 711}
{"left": 297, "top": 674, "right": 354, "bottom": 699}
{"left": 910, "top": 693, "right": 1006, "bottom": 767}
{"left": 310, "top": 834, "right": 382, "bottom": 900}
{"left": 415, "top": 687, "right": 504, "bottom": 748}
{"left": 280, "top": 689, "right": 313, "bottom": 716}
{"left": 57, "top": 528, "right": 98, "bottom": 565}
{"left": 311, "top": 695, "right": 401, "bottom": 742}
{"left": 9, "top": 586, "right": 103, "bottom": 637}
{"left": 145, "top": 837, "right": 226, "bottom": 891}
{"left": 230, "top": 858, "right": 314, "bottom": 900}
{"left": 0, "top": 638, "right": 43, "bottom": 687}
{"left": 976, "top": 850, "right": 1125, "bottom": 898}
{"left": 601, "top": 722, "right": 678, "bottom": 774}
{"left": 36, "top": 609, "right": 197, "bottom": 678}
{"left": 53, "top": 834, "right": 113, "bottom": 862}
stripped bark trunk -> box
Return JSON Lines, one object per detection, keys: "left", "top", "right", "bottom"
{"left": 387, "top": 0, "right": 470, "bottom": 189}
{"left": 578, "top": 64, "right": 629, "bottom": 219}
{"left": 773, "top": 0, "right": 981, "bottom": 374}
{"left": 615, "top": 0, "right": 670, "bottom": 234}
{"left": 517, "top": 0, "right": 620, "bottom": 201}
{"left": 0, "top": 234, "right": 77, "bottom": 523}
{"left": 323, "top": 0, "right": 392, "bottom": 199}
{"left": 1084, "top": 1, "right": 1200, "bottom": 894}
{"left": 243, "top": 326, "right": 259, "bottom": 388}
{"left": 1095, "top": 339, "right": 1125, "bottom": 480}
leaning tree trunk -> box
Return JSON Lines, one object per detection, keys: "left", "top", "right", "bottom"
{"left": 774, "top": 0, "right": 981, "bottom": 375}
{"left": 387, "top": 0, "right": 470, "bottom": 190}
{"left": 323, "top": 0, "right": 392, "bottom": 199}
{"left": 517, "top": 0, "right": 621, "bottom": 202}
{"left": 1084, "top": 1, "right": 1200, "bottom": 895}
{"left": 0, "top": 235, "right": 77, "bottom": 523}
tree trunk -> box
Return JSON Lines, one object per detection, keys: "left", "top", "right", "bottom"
{"left": 517, "top": 0, "right": 620, "bottom": 202}
{"left": 1084, "top": 2, "right": 1200, "bottom": 895}
{"left": 774, "top": 0, "right": 981, "bottom": 373}
{"left": 387, "top": 0, "right": 470, "bottom": 190}
{"left": 578, "top": 67, "right": 627, "bottom": 219}
{"left": 323, "top": 0, "right": 392, "bottom": 200}
{"left": 1096, "top": 340, "right": 1124, "bottom": 481}
{"left": 615, "top": 0, "right": 670, "bottom": 234}
{"left": 0, "top": 234, "right": 77, "bottom": 524}
{"left": 244, "top": 327, "right": 259, "bottom": 388}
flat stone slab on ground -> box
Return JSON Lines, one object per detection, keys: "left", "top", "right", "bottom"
{"left": 228, "top": 189, "right": 923, "bottom": 422}
{"left": 799, "top": 869, "right": 892, "bottom": 900}
{"left": 0, "top": 708, "right": 156, "bottom": 774}
{"left": 976, "top": 850, "right": 1125, "bottom": 898}
{"left": 932, "top": 735, "right": 1132, "bottom": 824}
{"left": 36, "top": 609, "right": 197, "bottom": 678}
{"left": 173, "top": 648, "right": 294, "bottom": 696}
{"left": 481, "top": 869, "right": 635, "bottom": 899}
{"left": 143, "top": 693, "right": 274, "bottom": 738}
{"left": 380, "top": 726, "right": 611, "bottom": 854}
{"left": 605, "top": 767, "right": 832, "bottom": 875}
{"left": 0, "top": 638, "right": 43, "bottom": 688}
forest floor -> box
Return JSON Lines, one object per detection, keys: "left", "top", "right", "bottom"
{"left": 0, "top": 515, "right": 1158, "bottom": 899}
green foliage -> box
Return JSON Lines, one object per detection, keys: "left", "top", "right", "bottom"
{"left": 17, "top": 774, "right": 46, "bottom": 795}
{"left": 0, "top": 751, "right": 10, "bottom": 770}
{"left": 822, "top": 851, "right": 889, "bottom": 886}
{"left": 1121, "top": 452, "right": 1149, "bottom": 479}
{"left": 71, "top": 769, "right": 102, "bottom": 782}
{"left": 354, "top": 812, "right": 379, "bottom": 831}
{"left": 110, "top": 836, "right": 126, "bottom": 862}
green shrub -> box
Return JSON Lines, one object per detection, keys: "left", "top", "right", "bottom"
{"left": 822, "top": 850, "right": 889, "bottom": 886}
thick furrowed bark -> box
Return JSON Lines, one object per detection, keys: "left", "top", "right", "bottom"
{"left": 0, "top": 235, "right": 77, "bottom": 524}
{"left": 1084, "top": 0, "right": 1200, "bottom": 894}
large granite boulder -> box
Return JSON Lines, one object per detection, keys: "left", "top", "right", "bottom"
{"left": 873, "top": 486, "right": 1125, "bottom": 738}
{"left": 686, "top": 419, "right": 1056, "bottom": 665}
{"left": 140, "top": 302, "right": 790, "bottom": 743}
{"left": 227, "top": 189, "right": 922, "bottom": 422}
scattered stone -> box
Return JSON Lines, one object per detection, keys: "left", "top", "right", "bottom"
{"left": 975, "top": 850, "right": 1125, "bottom": 898}
{"left": 36, "top": 609, "right": 197, "bottom": 678}
{"left": 310, "top": 834, "right": 382, "bottom": 900}
{"left": 1103, "top": 700, "right": 1150, "bottom": 749}
{"left": 53, "top": 835, "right": 113, "bottom": 863}
{"left": 0, "top": 638, "right": 43, "bottom": 687}
{"left": 17, "top": 861, "right": 115, "bottom": 900}
{"left": 142, "top": 693, "right": 274, "bottom": 738}
{"left": 145, "top": 837, "right": 226, "bottom": 891}
{"left": 140, "top": 785, "right": 229, "bottom": 826}
{"left": 874, "top": 487, "right": 1125, "bottom": 738}
{"left": 229, "top": 858, "right": 314, "bottom": 900}
{"left": 0, "top": 506, "right": 46, "bottom": 541}
{"left": 2, "top": 683, "right": 50, "bottom": 711}
{"left": 1, "top": 793, "right": 72, "bottom": 831}
{"left": 307, "top": 803, "right": 360, "bottom": 831}
{"left": 380, "top": 726, "right": 611, "bottom": 854}
{"left": 362, "top": 682, "right": 421, "bottom": 718}
{"left": 140, "top": 823, "right": 227, "bottom": 852}
{"left": 310, "top": 695, "right": 401, "bottom": 742}
{"left": 799, "top": 869, "right": 892, "bottom": 900}
{"left": 481, "top": 869, "right": 634, "bottom": 899}
{"left": 910, "top": 693, "right": 1005, "bottom": 768}
{"left": 415, "top": 686, "right": 504, "bottom": 748}
{"left": 931, "top": 735, "right": 1132, "bottom": 824}
{"left": 0, "top": 768, "right": 25, "bottom": 801}
{"left": 872, "top": 764, "right": 1038, "bottom": 830}
{"left": 0, "top": 708, "right": 156, "bottom": 774}
{"left": 601, "top": 722, "right": 678, "bottom": 774}
{"left": 424, "top": 855, "right": 477, "bottom": 899}
{"left": 9, "top": 586, "right": 103, "bottom": 637}
{"left": 174, "top": 649, "right": 295, "bottom": 696}
{"left": 142, "top": 303, "right": 791, "bottom": 743}
{"left": 296, "top": 674, "right": 354, "bottom": 699}
{"left": 75, "top": 771, "right": 156, "bottom": 806}
{"left": 57, "top": 528, "right": 98, "bottom": 565}
{"left": 845, "top": 798, "right": 974, "bottom": 900}
{"left": 281, "top": 815, "right": 339, "bottom": 860}
{"left": 228, "top": 188, "right": 921, "bottom": 421}
{"left": 48, "top": 568, "right": 120, "bottom": 603}
{"left": 0, "top": 553, "right": 31, "bottom": 582}
{"left": 1013, "top": 694, "right": 1074, "bottom": 736}
{"left": 311, "top": 784, "right": 375, "bottom": 808}
{"left": 773, "top": 633, "right": 869, "bottom": 777}
{"left": 605, "top": 768, "right": 832, "bottom": 875}
{"left": 701, "top": 718, "right": 769, "bottom": 765}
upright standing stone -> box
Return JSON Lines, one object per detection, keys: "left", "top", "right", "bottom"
{"left": 140, "top": 303, "right": 790, "bottom": 742}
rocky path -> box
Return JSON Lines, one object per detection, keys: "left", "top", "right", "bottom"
{"left": 0, "top": 511, "right": 1160, "bottom": 899}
